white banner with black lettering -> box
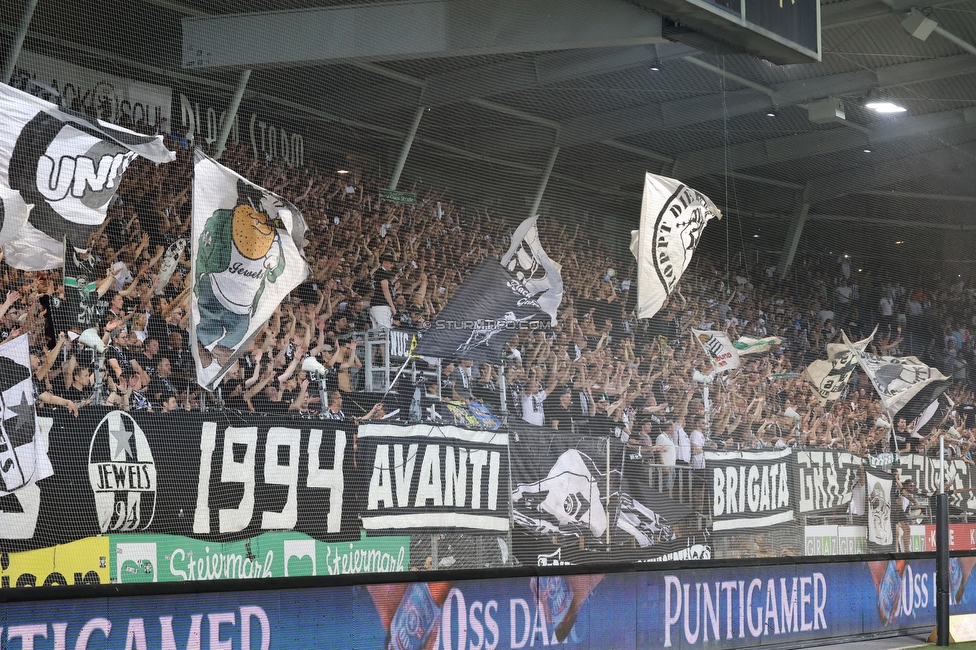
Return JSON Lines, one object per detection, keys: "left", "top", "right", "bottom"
{"left": 794, "top": 450, "right": 864, "bottom": 514}
{"left": 357, "top": 423, "right": 510, "bottom": 532}
{"left": 706, "top": 447, "right": 793, "bottom": 532}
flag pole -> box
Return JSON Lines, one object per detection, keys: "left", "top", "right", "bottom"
{"left": 1, "top": 0, "right": 38, "bottom": 85}
{"left": 498, "top": 359, "right": 508, "bottom": 424}
{"left": 937, "top": 433, "right": 950, "bottom": 646}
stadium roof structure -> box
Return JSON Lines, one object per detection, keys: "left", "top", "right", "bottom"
{"left": 5, "top": 0, "right": 976, "bottom": 271}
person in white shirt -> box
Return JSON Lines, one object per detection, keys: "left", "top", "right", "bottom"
{"left": 879, "top": 294, "right": 894, "bottom": 329}
{"left": 688, "top": 416, "right": 708, "bottom": 510}
{"left": 655, "top": 423, "right": 677, "bottom": 490}
{"left": 688, "top": 416, "right": 706, "bottom": 470}
{"left": 670, "top": 420, "right": 691, "bottom": 465}
{"left": 520, "top": 379, "right": 548, "bottom": 427}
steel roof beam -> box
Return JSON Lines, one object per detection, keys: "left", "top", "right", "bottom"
{"left": 181, "top": 0, "right": 664, "bottom": 69}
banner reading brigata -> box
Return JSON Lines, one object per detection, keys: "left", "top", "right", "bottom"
{"left": 6, "top": 557, "right": 976, "bottom": 649}
{"left": 707, "top": 448, "right": 793, "bottom": 532}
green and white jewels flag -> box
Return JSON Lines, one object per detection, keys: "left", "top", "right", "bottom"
{"left": 733, "top": 335, "right": 782, "bottom": 355}
{"left": 190, "top": 149, "right": 309, "bottom": 389}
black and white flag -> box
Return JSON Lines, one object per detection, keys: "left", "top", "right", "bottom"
{"left": 0, "top": 82, "right": 174, "bottom": 270}
{"left": 630, "top": 172, "right": 721, "bottom": 320}
{"left": 692, "top": 329, "right": 739, "bottom": 371}
{"left": 55, "top": 238, "right": 100, "bottom": 332}
{"left": 794, "top": 450, "right": 863, "bottom": 514}
{"left": 802, "top": 329, "right": 874, "bottom": 405}
{"left": 843, "top": 330, "right": 950, "bottom": 418}
{"left": 416, "top": 216, "right": 563, "bottom": 363}
{"left": 0, "top": 335, "right": 51, "bottom": 495}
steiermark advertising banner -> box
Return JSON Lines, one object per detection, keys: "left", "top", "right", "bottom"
{"left": 110, "top": 532, "right": 409, "bottom": 583}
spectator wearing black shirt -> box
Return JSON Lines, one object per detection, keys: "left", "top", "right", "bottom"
{"left": 369, "top": 253, "right": 397, "bottom": 330}
{"left": 148, "top": 356, "right": 180, "bottom": 402}
{"left": 106, "top": 328, "right": 133, "bottom": 381}
{"left": 550, "top": 389, "right": 577, "bottom": 431}
{"left": 127, "top": 371, "right": 153, "bottom": 412}
{"left": 132, "top": 337, "right": 161, "bottom": 379}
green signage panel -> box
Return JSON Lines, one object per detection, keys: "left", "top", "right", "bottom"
{"left": 379, "top": 188, "right": 416, "bottom": 204}
{"left": 110, "top": 532, "right": 410, "bottom": 583}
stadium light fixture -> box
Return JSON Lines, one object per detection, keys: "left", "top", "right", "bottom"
{"left": 865, "top": 101, "right": 907, "bottom": 113}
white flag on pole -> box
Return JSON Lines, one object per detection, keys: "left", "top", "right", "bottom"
{"left": 692, "top": 329, "right": 739, "bottom": 371}
{"left": 842, "top": 330, "right": 950, "bottom": 416}
{"left": 802, "top": 329, "right": 874, "bottom": 405}
{"left": 190, "top": 149, "right": 309, "bottom": 389}
{"left": 630, "top": 172, "right": 721, "bottom": 319}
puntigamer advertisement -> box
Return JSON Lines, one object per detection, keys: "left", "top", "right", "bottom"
{"left": 4, "top": 557, "right": 976, "bottom": 649}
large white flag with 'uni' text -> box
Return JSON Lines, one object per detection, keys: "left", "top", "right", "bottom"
{"left": 0, "top": 82, "right": 174, "bottom": 269}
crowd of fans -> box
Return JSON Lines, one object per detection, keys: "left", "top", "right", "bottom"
{"left": 9, "top": 128, "right": 976, "bottom": 470}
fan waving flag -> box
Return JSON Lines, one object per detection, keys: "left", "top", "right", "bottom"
{"left": 416, "top": 216, "right": 563, "bottom": 364}
{"left": 802, "top": 328, "right": 875, "bottom": 405}
{"left": 692, "top": 329, "right": 739, "bottom": 371}
{"left": 842, "top": 330, "right": 950, "bottom": 418}
{"left": 190, "top": 149, "right": 309, "bottom": 389}
{"left": 0, "top": 83, "right": 174, "bottom": 270}
{"left": 630, "top": 172, "right": 721, "bottom": 319}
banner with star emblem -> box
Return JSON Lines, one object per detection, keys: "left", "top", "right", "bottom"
{"left": 1, "top": 409, "right": 360, "bottom": 552}
{"left": 0, "top": 335, "right": 51, "bottom": 495}
{"left": 0, "top": 334, "right": 53, "bottom": 545}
